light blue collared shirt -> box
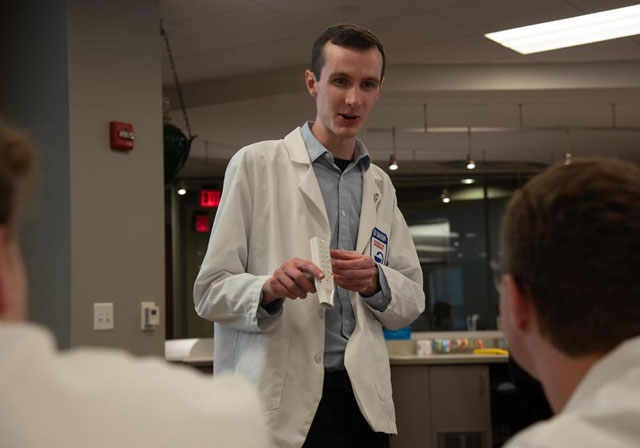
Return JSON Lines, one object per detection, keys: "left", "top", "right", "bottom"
{"left": 300, "top": 122, "right": 391, "bottom": 371}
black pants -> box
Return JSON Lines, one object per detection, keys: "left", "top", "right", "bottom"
{"left": 303, "top": 371, "right": 390, "bottom": 448}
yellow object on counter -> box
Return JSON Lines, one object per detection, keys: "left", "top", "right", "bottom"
{"left": 473, "top": 348, "right": 509, "bottom": 356}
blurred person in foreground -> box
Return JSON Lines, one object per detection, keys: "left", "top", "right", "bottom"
{"left": 0, "top": 122, "right": 270, "bottom": 448}
{"left": 498, "top": 157, "right": 640, "bottom": 447}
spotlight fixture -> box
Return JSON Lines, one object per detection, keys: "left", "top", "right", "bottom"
{"left": 177, "top": 188, "right": 187, "bottom": 196}
{"left": 465, "top": 127, "right": 476, "bottom": 170}
{"left": 441, "top": 189, "right": 451, "bottom": 204}
{"left": 388, "top": 126, "right": 399, "bottom": 171}
{"left": 389, "top": 154, "right": 399, "bottom": 171}
{"left": 466, "top": 154, "right": 476, "bottom": 170}
{"left": 461, "top": 178, "right": 476, "bottom": 185}
{"left": 564, "top": 152, "right": 573, "bottom": 165}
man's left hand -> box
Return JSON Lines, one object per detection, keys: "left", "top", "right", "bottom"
{"left": 330, "top": 249, "right": 380, "bottom": 297}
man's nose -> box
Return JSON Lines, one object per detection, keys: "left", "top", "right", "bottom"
{"left": 345, "top": 87, "right": 362, "bottom": 107}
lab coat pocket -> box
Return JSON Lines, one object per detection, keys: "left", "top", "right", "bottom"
{"left": 234, "top": 332, "right": 290, "bottom": 411}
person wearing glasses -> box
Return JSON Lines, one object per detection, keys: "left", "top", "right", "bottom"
{"left": 497, "top": 157, "right": 640, "bottom": 447}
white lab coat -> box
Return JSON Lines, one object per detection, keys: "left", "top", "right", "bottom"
{"left": 0, "top": 323, "right": 269, "bottom": 448}
{"left": 504, "top": 335, "right": 640, "bottom": 448}
{"left": 194, "top": 127, "right": 425, "bottom": 448}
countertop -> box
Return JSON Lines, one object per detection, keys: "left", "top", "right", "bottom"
{"left": 165, "top": 331, "right": 509, "bottom": 366}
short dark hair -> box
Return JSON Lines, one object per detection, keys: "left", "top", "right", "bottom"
{"left": 500, "top": 157, "right": 640, "bottom": 356}
{"left": 311, "top": 23, "right": 385, "bottom": 80}
{"left": 0, "top": 122, "right": 36, "bottom": 230}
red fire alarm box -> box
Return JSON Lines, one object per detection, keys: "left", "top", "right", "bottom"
{"left": 200, "top": 189, "right": 221, "bottom": 208}
{"left": 109, "top": 121, "right": 135, "bottom": 151}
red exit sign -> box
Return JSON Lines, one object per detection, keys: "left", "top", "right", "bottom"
{"left": 194, "top": 214, "right": 211, "bottom": 233}
{"left": 200, "top": 189, "right": 221, "bottom": 207}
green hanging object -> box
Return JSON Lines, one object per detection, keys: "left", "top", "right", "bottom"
{"left": 161, "top": 20, "right": 197, "bottom": 184}
{"left": 163, "top": 123, "right": 195, "bottom": 184}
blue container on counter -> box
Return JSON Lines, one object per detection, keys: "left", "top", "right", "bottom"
{"left": 383, "top": 326, "right": 412, "bottom": 340}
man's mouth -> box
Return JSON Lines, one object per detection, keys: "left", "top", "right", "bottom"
{"left": 339, "top": 113, "right": 359, "bottom": 121}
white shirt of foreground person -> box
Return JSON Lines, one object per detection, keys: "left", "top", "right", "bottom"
{"left": 0, "top": 323, "right": 270, "bottom": 448}
{"left": 194, "top": 126, "right": 425, "bottom": 447}
{"left": 504, "top": 335, "right": 640, "bottom": 448}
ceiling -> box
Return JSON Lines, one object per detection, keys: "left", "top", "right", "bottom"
{"left": 160, "top": 0, "right": 640, "bottom": 179}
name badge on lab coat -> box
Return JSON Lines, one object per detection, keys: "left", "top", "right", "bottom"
{"left": 370, "top": 227, "right": 388, "bottom": 265}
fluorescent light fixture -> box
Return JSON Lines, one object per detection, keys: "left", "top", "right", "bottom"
{"left": 485, "top": 4, "right": 640, "bottom": 54}
{"left": 461, "top": 178, "right": 476, "bottom": 185}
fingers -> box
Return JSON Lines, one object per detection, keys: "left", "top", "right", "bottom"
{"left": 332, "top": 256, "right": 375, "bottom": 271}
{"left": 292, "top": 258, "right": 325, "bottom": 280}
{"left": 263, "top": 258, "right": 324, "bottom": 302}
{"left": 329, "top": 249, "right": 360, "bottom": 260}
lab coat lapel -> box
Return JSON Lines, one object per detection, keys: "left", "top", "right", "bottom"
{"left": 298, "top": 166, "right": 330, "bottom": 234}
{"left": 283, "top": 128, "right": 331, "bottom": 235}
{"left": 356, "top": 169, "right": 382, "bottom": 254}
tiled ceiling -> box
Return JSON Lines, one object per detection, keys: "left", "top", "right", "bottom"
{"left": 159, "top": 0, "right": 640, "bottom": 177}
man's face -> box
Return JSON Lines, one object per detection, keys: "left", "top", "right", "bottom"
{"left": 0, "top": 229, "right": 28, "bottom": 321}
{"left": 305, "top": 42, "right": 383, "bottom": 146}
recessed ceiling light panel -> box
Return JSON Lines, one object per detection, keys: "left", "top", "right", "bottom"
{"left": 485, "top": 4, "right": 640, "bottom": 54}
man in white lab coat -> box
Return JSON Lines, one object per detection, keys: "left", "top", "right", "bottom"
{"left": 194, "top": 24, "right": 425, "bottom": 448}
{"left": 497, "top": 158, "right": 640, "bottom": 447}
{"left": 0, "top": 123, "right": 269, "bottom": 448}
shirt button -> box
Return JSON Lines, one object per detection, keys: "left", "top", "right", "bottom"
{"left": 345, "top": 319, "right": 351, "bottom": 326}
{"left": 324, "top": 153, "right": 330, "bottom": 159}
{"left": 341, "top": 210, "right": 346, "bottom": 217}
{"left": 314, "top": 353, "right": 322, "bottom": 364}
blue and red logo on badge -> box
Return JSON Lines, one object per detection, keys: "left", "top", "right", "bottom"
{"left": 370, "top": 227, "right": 388, "bottom": 265}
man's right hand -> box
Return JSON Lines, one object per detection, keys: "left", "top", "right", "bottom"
{"left": 262, "top": 258, "right": 325, "bottom": 306}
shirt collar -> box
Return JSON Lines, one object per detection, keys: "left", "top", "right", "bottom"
{"left": 300, "top": 122, "right": 371, "bottom": 171}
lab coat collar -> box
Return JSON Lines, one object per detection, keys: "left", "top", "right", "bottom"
{"left": 284, "top": 127, "right": 383, "bottom": 252}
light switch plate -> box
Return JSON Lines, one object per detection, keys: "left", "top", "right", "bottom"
{"left": 94, "top": 302, "right": 114, "bottom": 331}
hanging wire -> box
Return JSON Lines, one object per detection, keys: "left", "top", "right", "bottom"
{"left": 423, "top": 104, "right": 428, "bottom": 133}
{"left": 160, "top": 20, "right": 193, "bottom": 140}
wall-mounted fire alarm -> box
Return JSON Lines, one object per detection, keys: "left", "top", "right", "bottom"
{"left": 109, "top": 121, "right": 135, "bottom": 151}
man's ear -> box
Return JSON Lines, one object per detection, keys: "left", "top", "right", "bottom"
{"left": 305, "top": 70, "right": 318, "bottom": 98}
{"left": 503, "top": 274, "right": 535, "bottom": 333}
{"left": 376, "top": 76, "right": 384, "bottom": 101}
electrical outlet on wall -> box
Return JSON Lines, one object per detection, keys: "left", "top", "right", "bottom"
{"left": 94, "top": 302, "right": 114, "bottom": 331}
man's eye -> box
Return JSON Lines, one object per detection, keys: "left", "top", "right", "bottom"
{"left": 333, "top": 78, "right": 348, "bottom": 86}
{"left": 362, "top": 81, "right": 377, "bottom": 89}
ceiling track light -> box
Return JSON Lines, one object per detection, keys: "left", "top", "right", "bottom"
{"left": 441, "top": 188, "right": 451, "bottom": 203}
{"left": 441, "top": 168, "right": 451, "bottom": 203}
{"left": 389, "top": 154, "right": 398, "bottom": 171}
{"left": 389, "top": 127, "right": 399, "bottom": 171}
{"left": 177, "top": 182, "right": 187, "bottom": 196}
{"left": 564, "top": 128, "right": 573, "bottom": 165}
{"left": 466, "top": 127, "right": 476, "bottom": 170}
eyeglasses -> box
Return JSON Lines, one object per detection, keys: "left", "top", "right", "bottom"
{"left": 490, "top": 260, "right": 505, "bottom": 293}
